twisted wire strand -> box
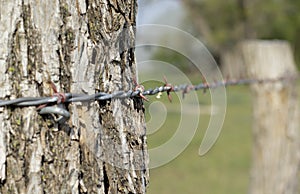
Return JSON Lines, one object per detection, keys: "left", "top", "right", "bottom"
{"left": 0, "top": 75, "right": 296, "bottom": 108}
{"left": 0, "top": 75, "right": 297, "bottom": 124}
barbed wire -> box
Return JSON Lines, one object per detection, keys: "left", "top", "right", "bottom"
{"left": 0, "top": 75, "right": 298, "bottom": 123}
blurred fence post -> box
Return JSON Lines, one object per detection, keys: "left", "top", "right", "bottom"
{"left": 241, "top": 40, "right": 300, "bottom": 194}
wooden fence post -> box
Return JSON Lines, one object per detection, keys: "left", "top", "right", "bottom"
{"left": 241, "top": 40, "right": 300, "bottom": 194}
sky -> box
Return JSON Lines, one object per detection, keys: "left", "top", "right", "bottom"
{"left": 136, "top": 0, "right": 212, "bottom": 74}
{"left": 137, "top": 0, "right": 184, "bottom": 27}
{"left": 136, "top": 0, "right": 187, "bottom": 71}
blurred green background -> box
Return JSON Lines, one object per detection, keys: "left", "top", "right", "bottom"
{"left": 138, "top": 0, "right": 300, "bottom": 68}
{"left": 137, "top": 1, "right": 300, "bottom": 193}
{"left": 142, "top": 75, "right": 252, "bottom": 194}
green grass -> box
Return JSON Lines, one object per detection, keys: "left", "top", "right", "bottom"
{"left": 144, "top": 83, "right": 253, "bottom": 194}
{"left": 140, "top": 72, "right": 300, "bottom": 194}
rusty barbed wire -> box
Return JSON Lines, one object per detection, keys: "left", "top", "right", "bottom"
{"left": 0, "top": 75, "right": 298, "bottom": 123}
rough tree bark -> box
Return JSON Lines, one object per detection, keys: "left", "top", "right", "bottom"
{"left": 0, "top": 0, "right": 149, "bottom": 193}
{"left": 241, "top": 40, "right": 300, "bottom": 194}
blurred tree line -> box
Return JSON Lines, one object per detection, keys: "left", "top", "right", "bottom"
{"left": 152, "top": 0, "right": 300, "bottom": 72}
{"left": 182, "top": 0, "right": 300, "bottom": 67}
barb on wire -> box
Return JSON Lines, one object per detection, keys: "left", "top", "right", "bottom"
{"left": 133, "top": 78, "right": 149, "bottom": 101}
{"left": 163, "top": 75, "right": 174, "bottom": 102}
{"left": 0, "top": 75, "right": 298, "bottom": 124}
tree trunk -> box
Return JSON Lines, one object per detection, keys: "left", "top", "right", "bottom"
{"left": 0, "top": 0, "right": 149, "bottom": 193}
{"left": 241, "top": 40, "right": 300, "bottom": 194}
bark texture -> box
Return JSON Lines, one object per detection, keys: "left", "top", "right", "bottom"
{"left": 241, "top": 40, "right": 300, "bottom": 194}
{"left": 0, "top": 0, "right": 149, "bottom": 193}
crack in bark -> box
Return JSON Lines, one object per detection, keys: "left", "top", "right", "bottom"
{"left": 57, "top": 0, "right": 74, "bottom": 93}
{"left": 103, "top": 162, "right": 110, "bottom": 194}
